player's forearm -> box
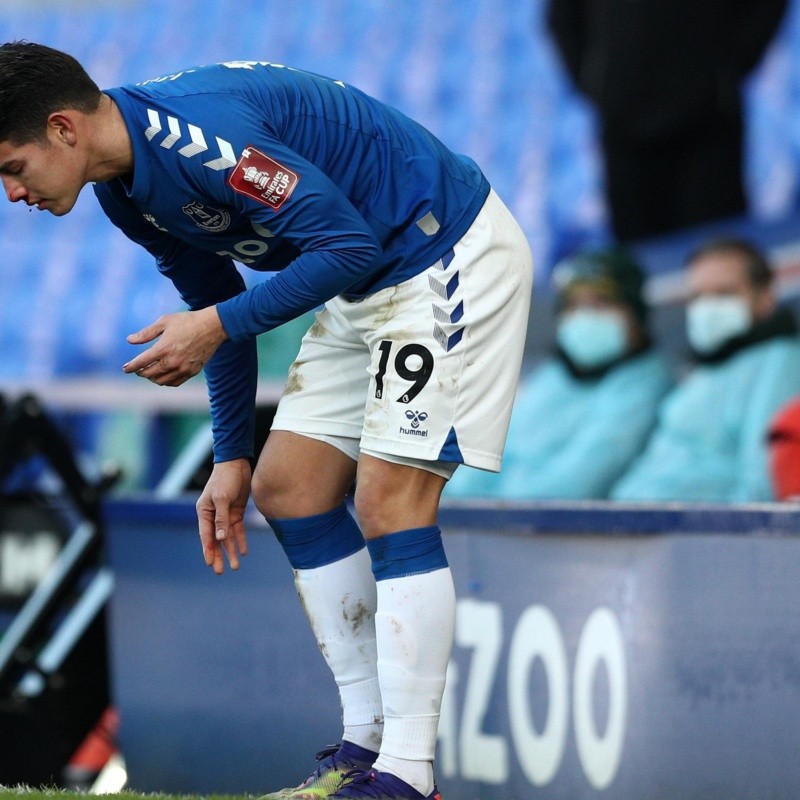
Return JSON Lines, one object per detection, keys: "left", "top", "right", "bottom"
{"left": 206, "top": 337, "right": 258, "bottom": 462}
{"left": 217, "top": 241, "right": 381, "bottom": 341}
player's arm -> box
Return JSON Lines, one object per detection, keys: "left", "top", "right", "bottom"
{"left": 94, "top": 181, "right": 255, "bottom": 572}
{"left": 196, "top": 140, "right": 384, "bottom": 343}
{"left": 93, "top": 180, "right": 258, "bottom": 465}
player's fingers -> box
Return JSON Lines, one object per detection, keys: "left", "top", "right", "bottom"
{"left": 234, "top": 522, "right": 249, "bottom": 557}
{"left": 126, "top": 319, "right": 166, "bottom": 345}
{"left": 222, "top": 535, "right": 240, "bottom": 571}
{"left": 204, "top": 540, "right": 223, "bottom": 571}
{"left": 199, "top": 538, "right": 216, "bottom": 568}
{"left": 199, "top": 524, "right": 216, "bottom": 567}
{"left": 214, "top": 502, "right": 231, "bottom": 542}
{"left": 122, "top": 348, "right": 162, "bottom": 375}
{"left": 212, "top": 544, "right": 225, "bottom": 575}
{"left": 227, "top": 519, "right": 248, "bottom": 570}
{"left": 127, "top": 360, "right": 191, "bottom": 387}
{"left": 160, "top": 369, "right": 194, "bottom": 387}
{"left": 197, "top": 498, "right": 218, "bottom": 567}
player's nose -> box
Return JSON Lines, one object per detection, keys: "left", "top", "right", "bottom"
{"left": 2, "top": 176, "right": 27, "bottom": 203}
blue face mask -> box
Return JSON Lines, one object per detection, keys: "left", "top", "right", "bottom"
{"left": 556, "top": 309, "right": 628, "bottom": 369}
{"left": 686, "top": 295, "right": 752, "bottom": 354}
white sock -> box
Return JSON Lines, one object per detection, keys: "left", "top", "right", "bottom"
{"left": 294, "top": 547, "right": 383, "bottom": 752}
{"left": 372, "top": 567, "right": 456, "bottom": 796}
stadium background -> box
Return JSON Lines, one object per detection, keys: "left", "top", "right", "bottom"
{"left": 1, "top": 2, "right": 800, "bottom": 799}
{"left": 2, "top": 0, "right": 800, "bottom": 383}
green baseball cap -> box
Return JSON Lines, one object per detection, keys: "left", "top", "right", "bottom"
{"left": 552, "top": 246, "right": 648, "bottom": 321}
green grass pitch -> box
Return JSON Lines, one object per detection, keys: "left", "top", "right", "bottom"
{"left": 0, "top": 791, "right": 252, "bottom": 800}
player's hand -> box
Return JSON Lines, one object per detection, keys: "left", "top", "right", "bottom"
{"left": 122, "top": 306, "right": 228, "bottom": 386}
{"left": 196, "top": 458, "right": 251, "bottom": 575}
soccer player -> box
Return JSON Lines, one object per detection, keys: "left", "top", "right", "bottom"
{"left": 0, "top": 42, "right": 532, "bottom": 800}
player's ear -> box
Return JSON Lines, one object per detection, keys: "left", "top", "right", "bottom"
{"left": 46, "top": 111, "right": 78, "bottom": 146}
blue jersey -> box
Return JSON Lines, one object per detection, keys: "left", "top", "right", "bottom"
{"left": 93, "top": 61, "right": 490, "bottom": 461}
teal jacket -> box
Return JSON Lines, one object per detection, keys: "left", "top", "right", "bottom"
{"left": 445, "top": 348, "right": 673, "bottom": 499}
{"left": 611, "top": 325, "right": 800, "bottom": 502}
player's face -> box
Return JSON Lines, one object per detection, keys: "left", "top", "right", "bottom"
{"left": 0, "top": 133, "right": 85, "bottom": 216}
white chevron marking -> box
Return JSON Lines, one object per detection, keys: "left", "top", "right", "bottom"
{"left": 144, "top": 109, "right": 235, "bottom": 172}
{"left": 432, "top": 304, "right": 450, "bottom": 324}
{"left": 203, "top": 137, "right": 236, "bottom": 171}
{"left": 178, "top": 124, "right": 208, "bottom": 158}
{"left": 429, "top": 275, "right": 448, "bottom": 299}
{"left": 159, "top": 115, "right": 181, "bottom": 149}
{"left": 144, "top": 109, "right": 162, "bottom": 141}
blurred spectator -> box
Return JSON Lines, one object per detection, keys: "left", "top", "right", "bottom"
{"left": 547, "top": 0, "right": 789, "bottom": 241}
{"left": 612, "top": 238, "right": 800, "bottom": 502}
{"left": 767, "top": 397, "right": 800, "bottom": 501}
{"left": 445, "top": 247, "right": 672, "bottom": 499}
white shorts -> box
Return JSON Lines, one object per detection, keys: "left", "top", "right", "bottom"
{"left": 271, "top": 189, "right": 533, "bottom": 473}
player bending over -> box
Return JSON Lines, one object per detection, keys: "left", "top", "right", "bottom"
{"left": 0, "top": 42, "right": 533, "bottom": 800}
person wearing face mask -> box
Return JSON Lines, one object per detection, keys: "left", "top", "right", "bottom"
{"left": 611, "top": 238, "right": 800, "bottom": 503}
{"left": 445, "top": 247, "right": 672, "bottom": 499}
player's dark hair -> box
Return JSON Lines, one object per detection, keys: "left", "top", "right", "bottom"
{"left": 0, "top": 41, "right": 102, "bottom": 144}
{"left": 686, "top": 237, "right": 773, "bottom": 288}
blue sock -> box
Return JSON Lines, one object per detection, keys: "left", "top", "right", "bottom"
{"left": 267, "top": 504, "right": 365, "bottom": 569}
{"left": 366, "top": 525, "right": 448, "bottom": 581}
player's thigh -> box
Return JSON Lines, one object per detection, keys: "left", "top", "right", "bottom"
{"left": 258, "top": 305, "right": 368, "bottom": 518}
{"left": 270, "top": 304, "right": 373, "bottom": 443}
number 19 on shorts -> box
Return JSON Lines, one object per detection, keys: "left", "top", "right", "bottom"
{"left": 374, "top": 340, "right": 435, "bottom": 404}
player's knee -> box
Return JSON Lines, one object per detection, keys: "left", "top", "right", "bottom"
{"left": 353, "top": 481, "right": 414, "bottom": 539}
{"left": 252, "top": 461, "right": 353, "bottom": 520}
{"left": 352, "top": 488, "right": 384, "bottom": 539}
{"left": 354, "top": 461, "right": 446, "bottom": 539}
{"left": 250, "top": 468, "right": 291, "bottom": 520}
{"left": 249, "top": 470, "right": 272, "bottom": 518}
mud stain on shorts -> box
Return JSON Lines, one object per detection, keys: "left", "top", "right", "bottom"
{"left": 368, "top": 287, "right": 401, "bottom": 328}
{"left": 282, "top": 362, "right": 305, "bottom": 396}
{"left": 306, "top": 318, "right": 328, "bottom": 339}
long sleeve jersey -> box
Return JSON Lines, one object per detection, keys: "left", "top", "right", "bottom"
{"left": 93, "top": 60, "right": 490, "bottom": 461}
